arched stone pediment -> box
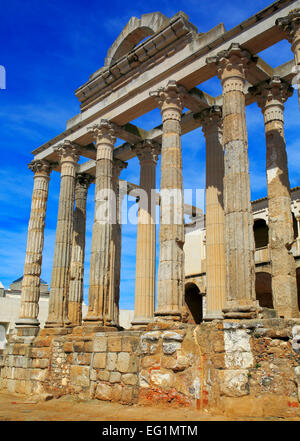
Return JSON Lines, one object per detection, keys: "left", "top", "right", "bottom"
{"left": 104, "top": 12, "right": 169, "bottom": 67}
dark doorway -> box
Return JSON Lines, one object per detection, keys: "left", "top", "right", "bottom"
{"left": 292, "top": 212, "right": 298, "bottom": 240}
{"left": 253, "top": 219, "right": 269, "bottom": 249}
{"left": 255, "top": 271, "right": 273, "bottom": 308}
{"left": 184, "top": 283, "right": 203, "bottom": 324}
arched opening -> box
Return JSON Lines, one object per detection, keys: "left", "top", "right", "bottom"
{"left": 253, "top": 219, "right": 269, "bottom": 249}
{"left": 292, "top": 212, "right": 298, "bottom": 240}
{"left": 296, "top": 268, "right": 300, "bottom": 311}
{"left": 255, "top": 272, "right": 273, "bottom": 308}
{"left": 184, "top": 283, "right": 203, "bottom": 324}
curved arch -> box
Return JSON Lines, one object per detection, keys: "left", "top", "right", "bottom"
{"left": 255, "top": 271, "right": 273, "bottom": 308}
{"left": 253, "top": 218, "right": 269, "bottom": 249}
{"left": 184, "top": 282, "right": 203, "bottom": 324}
{"left": 104, "top": 13, "right": 169, "bottom": 66}
{"left": 292, "top": 212, "right": 298, "bottom": 240}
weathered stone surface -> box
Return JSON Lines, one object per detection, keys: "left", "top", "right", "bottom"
{"left": 107, "top": 353, "right": 117, "bottom": 371}
{"left": 97, "top": 370, "right": 110, "bottom": 381}
{"left": 162, "top": 342, "right": 181, "bottom": 355}
{"left": 122, "top": 373, "right": 138, "bottom": 385}
{"left": 150, "top": 368, "right": 175, "bottom": 388}
{"left": 121, "top": 386, "right": 134, "bottom": 404}
{"left": 111, "top": 383, "right": 122, "bottom": 401}
{"left": 292, "top": 325, "right": 300, "bottom": 353}
{"left": 121, "top": 336, "right": 138, "bottom": 352}
{"left": 117, "top": 352, "right": 130, "bottom": 373}
{"left": 141, "top": 355, "right": 160, "bottom": 368}
{"left": 294, "top": 366, "right": 300, "bottom": 401}
{"left": 70, "top": 365, "right": 90, "bottom": 387}
{"left": 95, "top": 383, "right": 112, "bottom": 401}
{"left": 224, "top": 328, "right": 254, "bottom": 368}
{"left": 162, "top": 331, "right": 185, "bottom": 342}
{"left": 73, "top": 341, "right": 84, "bottom": 352}
{"left": 92, "top": 353, "right": 107, "bottom": 369}
{"left": 63, "top": 342, "right": 73, "bottom": 353}
{"left": 108, "top": 337, "right": 122, "bottom": 352}
{"left": 219, "top": 369, "right": 250, "bottom": 397}
{"left": 142, "top": 331, "right": 160, "bottom": 342}
{"left": 93, "top": 336, "right": 107, "bottom": 352}
{"left": 76, "top": 353, "right": 91, "bottom": 365}
{"left": 110, "top": 371, "right": 121, "bottom": 383}
{"left": 162, "top": 352, "right": 190, "bottom": 372}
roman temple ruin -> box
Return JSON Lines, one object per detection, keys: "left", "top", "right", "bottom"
{"left": 1, "top": 0, "right": 300, "bottom": 417}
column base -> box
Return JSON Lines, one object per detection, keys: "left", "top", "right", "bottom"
{"left": 222, "top": 301, "right": 261, "bottom": 319}
{"left": 15, "top": 319, "right": 40, "bottom": 337}
{"left": 15, "top": 318, "right": 40, "bottom": 328}
{"left": 131, "top": 318, "right": 152, "bottom": 330}
{"left": 82, "top": 316, "right": 104, "bottom": 328}
{"left": 82, "top": 318, "right": 120, "bottom": 333}
{"left": 203, "top": 312, "right": 224, "bottom": 321}
{"left": 274, "top": 306, "right": 300, "bottom": 320}
{"left": 154, "top": 311, "right": 182, "bottom": 321}
{"left": 44, "top": 319, "right": 72, "bottom": 329}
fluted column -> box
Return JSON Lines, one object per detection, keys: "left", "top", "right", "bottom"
{"left": 105, "top": 158, "right": 127, "bottom": 327}
{"left": 68, "top": 173, "right": 93, "bottom": 326}
{"left": 83, "top": 120, "right": 116, "bottom": 327}
{"left": 199, "top": 106, "right": 226, "bottom": 320}
{"left": 45, "top": 141, "right": 79, "bottom": 328}
{"left": 250, "top": 76, "right": 299, "bottom": 318}
{"left": 150, "top": 80, "right": 185, "bottom": 321}
{"left": 132, "top": 140, "right": 160, "bottom": 327}
{"left": 207, "top": 44, "right": 258, "bottom": 319}
{"left": 16, "top": 160, "right": 52, "bottom": 329}
{"left": 276, "top": 9, "right": 300, "bottom": 109}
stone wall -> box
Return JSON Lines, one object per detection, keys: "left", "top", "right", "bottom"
{"left": 1, "top": 319, "right": 300, "bottom": 418}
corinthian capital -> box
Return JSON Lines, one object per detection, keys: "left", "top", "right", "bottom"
{"left": 206, "top": 43, "right": 257, "bottom": 85}
{"left": 76, "top": 172, "right": 94, "bottom": 188}
{"left": 87, "top": 119, "right": 116, "bottom": 145}
{"left": 28, "top": 159, "right": 53, "bottom": 176}
{"left": 249, "top": 76, "right": 293, "bottom": 112}
{"left": 196, "top": 105, "right": 223, "bottom": 136}
{"left": 276, "top": 9, "right": 300, "bottom": 43}
{"left": 133, "top": 140, "right": 161, "bottom": 164}
{"left": 149, "top": 80, "right": 186, "bottom": 121}
{"left": 54, "top": 140, "right": 79, "bottom": 164}
{"left": 112, "top": 158, "right": 128, "bottom": 179}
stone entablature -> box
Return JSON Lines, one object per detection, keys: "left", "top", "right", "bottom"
{"left": 76, "top": 12, "right": 198, "bottom": 111}
{"left": 31, "top": 1, "right": 296, "bottom": 166}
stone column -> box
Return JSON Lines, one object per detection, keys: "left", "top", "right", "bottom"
{"left": 132, "top": 140, "right": 160, "bottom": 327}
{"left": 250, "top": 76, "right": 299, "bottom": 318}
{"left": 45, "top": 141, "right": 79, "bottom": 328}
{"left": 16, "top": 160, "right": 52, "bottom": 329}
{"left": 68, "top": 173, "right": 93, "bottom": 326}
{"left": 150, "top": 80, "right": 185, "bottom": 321}
{"left": 106, "top": 158, "right": 127, "bottom": 327}
{"left": 276, "top": 9, "right": 300, "bottom": 109}
{"left": 199, "top": 106, "right": 226, "bottom": 320}
{"left": 83, "top": 120, "right": 116, "bottom": 327}
{"left": 207, "top": 44, "right": 258, "bottom": 319}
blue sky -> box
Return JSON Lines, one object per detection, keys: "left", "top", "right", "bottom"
{"left": 0, "top": 0, "right": 299, "bottom": 310}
